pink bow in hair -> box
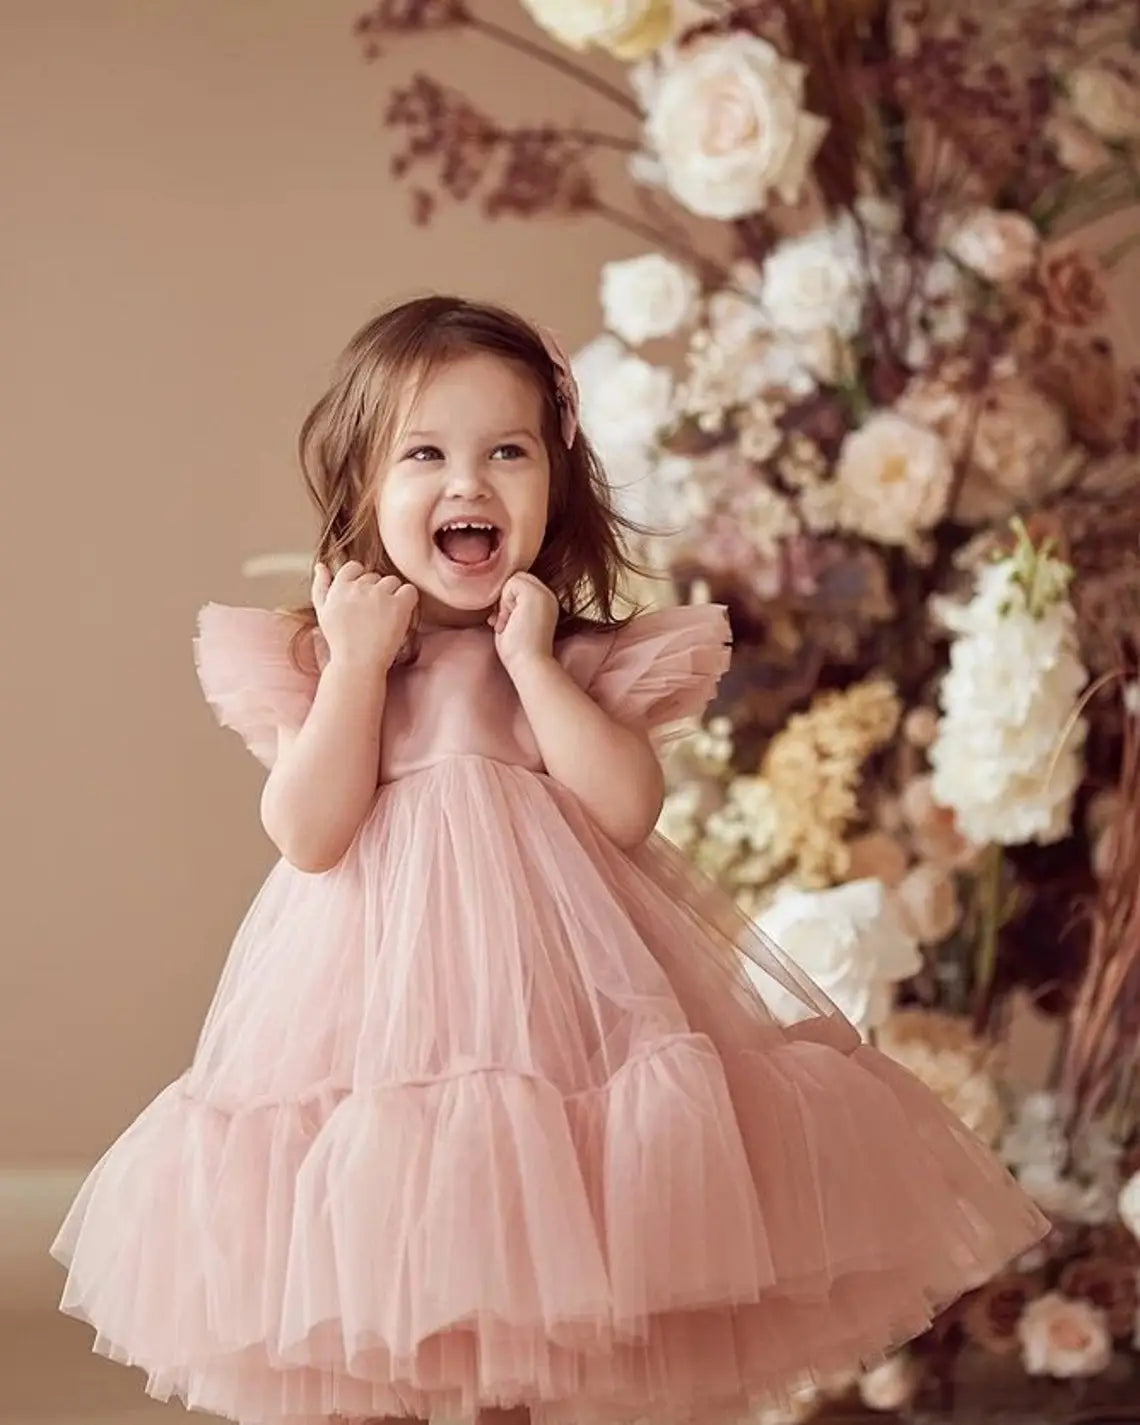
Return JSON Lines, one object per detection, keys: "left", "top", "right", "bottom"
{"left": 538, "top": 326, "right": 580, "bottom": 449}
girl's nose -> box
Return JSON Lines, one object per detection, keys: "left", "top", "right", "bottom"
{"left": 443, "top": 458, "right": 490, "bottom": 498}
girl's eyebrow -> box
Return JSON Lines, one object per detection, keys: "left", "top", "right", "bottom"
{"left": 402, "top": 427, "right": 539, "bottom": 442}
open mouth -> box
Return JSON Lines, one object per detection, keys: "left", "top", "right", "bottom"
{"left": 433, "top": 520, "right": 503, "bottom": 569}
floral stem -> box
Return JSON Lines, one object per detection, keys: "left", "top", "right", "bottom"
{"left": 565, "top": 128, "right": 641, "bottom": 152}
{"left": 591, "top": 198, "right": 731, "bottom": 284}
{"left": 467, "top": 15, "right": 644, "bottom": 118}
{"left": 1100, "top": 229, "right": 1140, "bottom": 269}
{"left": 972, "top": 843, "right": 1004, "bottom": 1031}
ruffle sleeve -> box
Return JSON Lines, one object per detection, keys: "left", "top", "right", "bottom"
{"left": 561, "top": 604, "right": 731, "bottom": 733}
{"left": 194, "top": 603, "right": 322, "bottom": 768}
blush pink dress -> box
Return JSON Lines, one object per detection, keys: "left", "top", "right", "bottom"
{"left": 53, "top": 602, "right": 1047, "bottom": 1425}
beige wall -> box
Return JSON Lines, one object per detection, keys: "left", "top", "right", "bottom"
{"left": 1, "top": 0, "right": 636, "bottom": 1170}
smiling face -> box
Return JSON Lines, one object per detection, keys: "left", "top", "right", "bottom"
{"left": 374, "top": 352, "right": 552, "bottom": 627}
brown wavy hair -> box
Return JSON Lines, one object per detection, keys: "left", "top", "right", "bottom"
{"left": 289, "top": 294, "right": 642, "bottom": 657}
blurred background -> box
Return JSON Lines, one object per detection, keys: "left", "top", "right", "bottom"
{"left": 6, "top": 2, "right": 1140, "bottom": 1423}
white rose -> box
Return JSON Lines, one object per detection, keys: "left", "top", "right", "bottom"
{"left": 573, "top": 334, "right": 674, "bottom": 522}
{"left": 945, "top": 208, "right": 1040, "bottom": 284}
{"left": 858, "top": 1354, "right": 921, "bottom": 1412}
{"left": 760, "top": 216, "right": 867, "bottom": 338}
{"left": 519, "top": 0, "right": 673, "bottom": 58}
{"left": 600, "top": 253, "right": 700, "bottom": 345}
{"left": 754, "top": 879, "right": 920, "bottom": 1037}
{"left": 1118, "top": 1170, "right": 1140, "bottom": 1240}
{"left": 1070, "top": 62, "right": 1140, "bottom": 143}
{"left": 1018, "top": 1294, "right": 1112, "bottom": 1379}
{"left": 835, "top": 413, "right": 954, "bottom": 546}
{"left": 645, "top": 34, "right": 827, "bottom": 220}
{"left": 574, "top": 333, "right": 673, "bottom": 451}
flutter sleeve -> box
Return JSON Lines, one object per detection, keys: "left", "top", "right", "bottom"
{"left": 562, "top": 604, "right": 732, "bottom": 733}
{"left": 194, "top": 603, "right": 322, "bottom": 767}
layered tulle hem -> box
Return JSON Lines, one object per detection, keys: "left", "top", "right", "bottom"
{"left": 52, "top": 1028, "right": 1047, "bottom": 1425}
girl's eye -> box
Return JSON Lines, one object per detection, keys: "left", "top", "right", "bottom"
{"left": 406, "top": 445, "right": 444, "bottom": 463}
{"left": 492, "top": 443, "right": 528, "bottom": 461}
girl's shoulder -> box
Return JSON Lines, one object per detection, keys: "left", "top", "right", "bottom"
{"left": 194, "top": 603, "right": 324, "bottom": 767}
{"left": 558, "top": 603, "right": 731, "bottom": 733}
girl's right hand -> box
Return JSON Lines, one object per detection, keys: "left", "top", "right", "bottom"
{"left": 312, "top": 561, "right": 418, "bottom": 671}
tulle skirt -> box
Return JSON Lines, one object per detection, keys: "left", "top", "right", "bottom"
{"left": 53, "top": 756, "right": 1048, "bottom": 1425}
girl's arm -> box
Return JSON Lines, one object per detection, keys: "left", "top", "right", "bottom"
{"left": 510, "top": 655, "right": 665, "bottom": 849}
{"left": 261, "top": 563, "right": 418, "bottom": 873}
{"left": 260, "top": 657, "right": 388, "bottom": 872}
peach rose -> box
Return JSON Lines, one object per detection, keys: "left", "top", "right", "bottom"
{"left": 895, "top": 862, "right": 961, "bottom": 944}
{"left": 1070, "top": 62, "right": 1140, "bottom": 143}
{"left": 900, "top": 774, "right": 981, "bottom": 870}
{"left": 1047, "top": 113, "right": 1112, "bottom": 175}
{"left": 945, "top": 208, "right": 1039, "bottom": 284}
{"left": 1036, "top": 244, "right": 1108, "bottom": 328}
{"left": 1018, "top": 1293, "right": 1113, "bottom": 1378}
{"left": 898, "top": 370, "right": 1072, "bottom": 526}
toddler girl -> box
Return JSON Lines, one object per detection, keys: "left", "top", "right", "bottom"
{"left": 53, "top": 296, "right": 1047, "bottom": 1425}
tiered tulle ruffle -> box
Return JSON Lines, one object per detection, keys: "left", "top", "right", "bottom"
{"left": 54, "top": 757, "right": 1048, "bottom": 1425}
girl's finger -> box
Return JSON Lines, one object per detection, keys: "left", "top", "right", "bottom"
{"left": 312, "top": 562, "right": 331, "bottom": 609}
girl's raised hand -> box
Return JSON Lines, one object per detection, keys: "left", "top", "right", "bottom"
{"left": 313, "top": 561, "right": 418, "bottom": 672}
{"left": 491, "top": 571, "right": 559, "bottom": 677}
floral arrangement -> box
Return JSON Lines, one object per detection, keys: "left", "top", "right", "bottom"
{"left": 338, "top": 0, "right": 1140, "bottom": 1413}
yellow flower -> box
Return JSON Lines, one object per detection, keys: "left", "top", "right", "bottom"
{"left": 761, "top": 680, "right": 901, "bottom": 887}
{"left": 607, "top": 0, "right": 673, "bottom": 59}
{"left": 519, "top": 0, "right": 673, "bottom": 60}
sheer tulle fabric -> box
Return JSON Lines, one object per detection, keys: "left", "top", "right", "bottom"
{"left": 53, "top": 605, "right": 1047, "bottom": 1425}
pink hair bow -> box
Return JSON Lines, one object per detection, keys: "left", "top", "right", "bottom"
{"left": 538, "top": 326, "right": 580, "bottom": 449}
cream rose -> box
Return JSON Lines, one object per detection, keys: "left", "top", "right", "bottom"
{"left": 645, "top": 34, "right": 827, "bottom": 220}
{"left": 755, "top": 879, "right": 920, "bottom": 1037}
{"left": 1070, "top": 62, "right": 1140, "bottom": 143}
{"left": 877, "top": 1010, "right": 1005, "bottom": 1145}
{"left": 519, "top": 0, "right": 673, "bottom": 59}
{"left": 834, "top": 412, "right": 954, "bottom": 546}
{"left": 600, "top": 253, "right": 700, "bottom": 345}
{"left": 945, "top": 208, "right": 1040, "bottom": 284}
{"left": 1018, "top": 1293, "right": 1112, "bottom": 1378}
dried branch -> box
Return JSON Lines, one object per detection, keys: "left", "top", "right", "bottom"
{"left": 1060, "top": 686, "right": 1140, "bottom": 1136}
{"left": 384, "top": 75, "right": 598, "bottom": 222}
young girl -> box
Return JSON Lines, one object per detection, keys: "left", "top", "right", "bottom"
{"left": 53, "top": 296, "right": 1047, "bottom": 1425}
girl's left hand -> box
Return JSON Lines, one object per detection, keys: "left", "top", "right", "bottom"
{"left": 491, "top": 572, "right": 560, "bottom": 675}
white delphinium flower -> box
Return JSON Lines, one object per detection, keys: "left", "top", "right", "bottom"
{"left": 929, "top": 528, "right": 1088, "bottom": 847}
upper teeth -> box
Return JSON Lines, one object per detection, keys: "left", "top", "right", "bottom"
{"left": 440, "top": 522, "right": 495, "bottom": 532}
